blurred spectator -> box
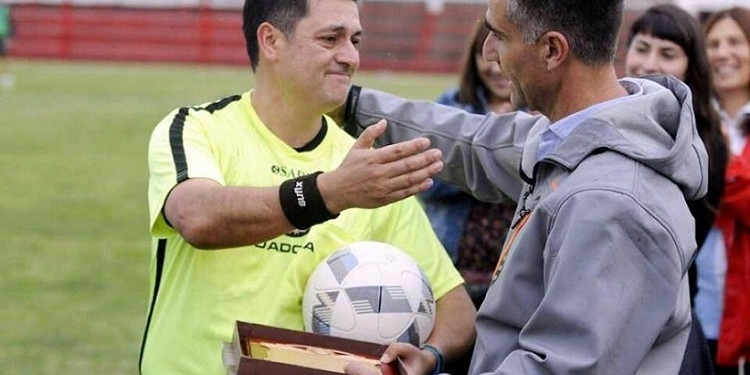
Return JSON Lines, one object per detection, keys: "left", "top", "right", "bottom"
{"left": 696, "top": 6, "right": 750, "bottom": 374}
{"left": 625, "top": 4, "right": 728, "bottom": 374}
{"left": 0, "top": 4, "right": 13, "bottom": 90}
{"left": 420, "top": 20, "right": 517, "bottom": 309}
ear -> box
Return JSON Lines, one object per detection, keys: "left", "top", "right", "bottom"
{"left": 538, "top": 31, "right": 569, "bottom": 71}
{"left": 257, "top": 22, "right": 284, "bottom": 64}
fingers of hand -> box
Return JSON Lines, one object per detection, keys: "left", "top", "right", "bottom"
{"left": 380, "top": 344, "right": 424, "bottom": 375}
{"left": 360, "top": 151, "right": 441, "bottom": 206}
{"left": 381, "top": 343, "right": 418, "bottom": 364}
{"left": 344, "top": 361, "right": 380, "bottom": 375}
{"left": 384, "top": 164, "right": 440, "bottom": 195}
{"left": 375, "top": 137, "right": 433, "bottom": 164}
{"left": 368, "top": 143, "right": 441, "bottom": 181}
{"left": 399, "top": 149, "right": 442, "bottom": 175}
{"left": 383, "top": 149, "right": 442, "bottom": 185}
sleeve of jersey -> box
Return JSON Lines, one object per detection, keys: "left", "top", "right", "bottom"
{"left": 147, "top": 108, "right": 226, "bottom": 237}
{"left": 371, "top": 197, "right": 464, "bottom": 300}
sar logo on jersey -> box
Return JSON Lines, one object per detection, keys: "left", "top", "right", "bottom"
{"left": 271, "top": 165, "right": 307, "bottom": 179}
{"left": 286, "top": 228, "right": 310, "bottom": 237}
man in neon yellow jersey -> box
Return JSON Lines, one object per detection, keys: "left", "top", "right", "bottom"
{"left": 139, "top": 1, "right": 476, "bottom": 374}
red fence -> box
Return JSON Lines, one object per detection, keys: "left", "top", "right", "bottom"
{"left": 8, "top": 3, "right": 484, "bottom": 73}
{"left": 10, "top": 4, "right": 248, "bottom": 64}
{"left": 9, "top": 3, "right": 635, "bottom": 74}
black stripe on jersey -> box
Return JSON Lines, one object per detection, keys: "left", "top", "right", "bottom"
{"left": 200, "top": 94, "right": 242, "bottom": 114}
{"left": 138, "top": 238, "right": 167, "bottom": 374}
{"left": 169, "top": 108, "right": 190, "bottom": 183}
{"left": 168, "top": 94, "right": 243, "bottom": 183}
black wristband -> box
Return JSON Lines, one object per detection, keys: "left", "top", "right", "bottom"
{"left": 342, "top": 85, "right": 362, "bottom": 137}
{"left": 279, "top": 171, "right": 339, "bottom": 230}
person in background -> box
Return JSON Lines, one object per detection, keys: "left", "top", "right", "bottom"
{"left": 422, "top": 20, "right": 518, "bottom": 309}
{"left": 139, "top": 0, "right": 476, "bottom": 374}
{"left": 696, "top": 6, "right": 750, "bottom": 374}
{"left": 0, "top": 3, "right": 13, "bottom": 90}
{"left": 624, "top": 4, "right": 728, "bottom": 374}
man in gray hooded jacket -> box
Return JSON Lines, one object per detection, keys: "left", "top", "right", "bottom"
{"left": 343, "top": 0, "right": 709, "bottom": 374}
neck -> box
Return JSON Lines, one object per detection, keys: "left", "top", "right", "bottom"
{"left": 252, "top": 76, "right": 324, "bottom": 148}
{"left": 546, "top": 63, "right": 626, "bottom": 123}
{"left": 718, "top": 88, "right": 750, "bottom": 120}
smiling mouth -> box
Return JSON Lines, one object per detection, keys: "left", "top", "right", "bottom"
{"left": 328, "top": 73, "right": 351, "bottom": 83}
{"left": 327, "top": 67, "right": 352, "bottom": 76}
{"left": 713, "top": 66, "right": 739, "bottom": 76}
{"left": 494, "top": 78, "right": 510, "bottom": 87}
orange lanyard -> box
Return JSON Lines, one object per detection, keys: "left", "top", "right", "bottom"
{"left": 492, "top": 212, "right": 531, "bottom": 281}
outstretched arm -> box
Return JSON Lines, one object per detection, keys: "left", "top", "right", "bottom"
{"left": 345, "top": 87, "right": 539, "bottom": 203}
{"left": 162, "top": 120, "right": 443, "bottom": 249}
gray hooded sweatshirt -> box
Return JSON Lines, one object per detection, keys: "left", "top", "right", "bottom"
{"left": 348, "top": 76, "right": 708, "bottom": 374}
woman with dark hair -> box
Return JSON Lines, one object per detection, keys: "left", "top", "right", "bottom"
{"left": 420, "top": 20, "right": 517, "bottom": 309}
{"left": 699, "top": 6, "right": 750, "bottom": 374}
{"left": 626, "top": 4, "right": 727, "bottom": 252}
{"left": 625, "top": 5, "right": 728, "bottom": 374}
{"left": 445, "top": 21, "right": 514, "bottom": 115}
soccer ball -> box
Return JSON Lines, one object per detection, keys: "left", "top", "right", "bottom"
{"left": 302, "top": 241, "right": 436, "bottom": 346}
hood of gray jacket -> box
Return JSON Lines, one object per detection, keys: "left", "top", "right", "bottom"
{"left": 521, "top": 75, "right": 708, "bottom": 201}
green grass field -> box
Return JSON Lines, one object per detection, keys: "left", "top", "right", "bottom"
{"left": 0, "top": 59, "right": 455, "bottom": 374}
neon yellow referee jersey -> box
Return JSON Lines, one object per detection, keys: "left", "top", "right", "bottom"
{"left": 141, "top": 91, "right": 463, "bottom": 375}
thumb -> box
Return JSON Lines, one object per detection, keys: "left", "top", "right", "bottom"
{"left": 379, "top": 342, "right": 412, "bottom": 364}
{"left": 353, "top": 119, "right": 387, "bottom": 150}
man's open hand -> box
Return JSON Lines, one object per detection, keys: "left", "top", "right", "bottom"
{"left": 318, "top": 120, "right": 443, "bottom": 213}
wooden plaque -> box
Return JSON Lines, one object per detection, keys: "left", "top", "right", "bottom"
{"left": 223, "top": 321, "right": 400, "bottom": 375}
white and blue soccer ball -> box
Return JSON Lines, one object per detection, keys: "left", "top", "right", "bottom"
{"left": 302, "top": 241, "right": 436, "bottom": 346}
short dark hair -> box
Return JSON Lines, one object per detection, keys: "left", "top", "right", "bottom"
{"left": 242, "top": 0, "right": 310, "bottom": 71}
{"left": 505, "top": 0, "right": 623, "bottom": 65}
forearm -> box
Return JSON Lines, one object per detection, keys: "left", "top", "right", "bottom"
{"left": 425, "top": 286, "right": 476, "bottom": 364}
{"left": 165, "top": 179, "right": 296, "bottom": 249}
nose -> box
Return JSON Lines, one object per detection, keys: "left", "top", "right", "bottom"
{"left": 712, "top": 40, "right": 732, "bottom": 59}
{"left": 641, "top": 52, "right": 661, "bottom": 75}
{"left": 488, "top": 58, "right": 502, "bottom": 74}
{"left": 482, "top": 34, "right": 498, "bottom": 62}
{"left": 336, "top": 40, "right": 360, "bottom": 69}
